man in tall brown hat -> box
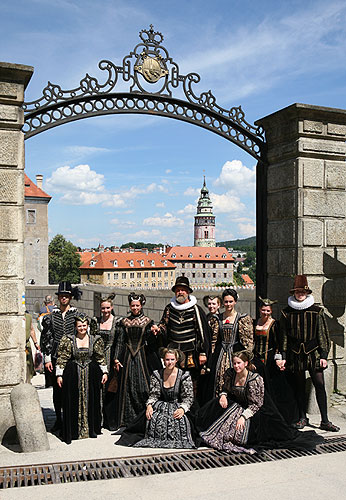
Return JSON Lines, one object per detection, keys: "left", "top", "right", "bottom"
{"left": 151, "top": 276, "right": 210, "bottom": 402}
{"left": 41, "top": 281, "right": 81, "bottom": 431}
{"left": 278, "top": 275, "right": 339, "bottom": 432}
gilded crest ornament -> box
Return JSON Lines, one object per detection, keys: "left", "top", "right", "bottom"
{"left": 135, "top": 51, "right": 168, "bottom": 83}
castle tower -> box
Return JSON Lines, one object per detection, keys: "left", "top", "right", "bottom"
{"left": 194, "top": 177, "right": 216, "bottom": 247}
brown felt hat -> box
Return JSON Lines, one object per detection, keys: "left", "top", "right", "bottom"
{"left": 290, "top": 275, "right": 312, "bottom": 294}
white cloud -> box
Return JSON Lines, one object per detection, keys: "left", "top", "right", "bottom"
{"left": 238, "top": 223, "right": 256, "bottom": 237}
{"left": 143, "top": 213, "right": 185, "bottom": 227}
{"left": 165, "top": 169, "right": 172, "bottom": 174}
{"left": 210, "top": 192, "right": 246, "bottom": 214}
{"left": 129, "top": 229, "right": 162, "bottom": 239}
{"left": 156, "top": 202, "right": 165, "bottom": 208}
{"left": 214, "top": 160, "right": 256, "bottom": 195}
{"left": 184, "top": 187, "right": 200, "bottom": 196}
{"left": 46, "top": 164, "right": 167, "bottom": 207}
{"left": 178, "top": 204, "right": 196, "bottom": 215}
{"left": 110, "top": 218, "right": 135, "bottom": 227}
{"left": 64, "top": 145, "right": 112, "bottom": 157}
{"left": 46, "top": 164, "right": 105, "bottom": 193}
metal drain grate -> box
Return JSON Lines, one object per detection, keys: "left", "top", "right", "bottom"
{"left": 1, "top": 435, "right": 346, "bottom": 489}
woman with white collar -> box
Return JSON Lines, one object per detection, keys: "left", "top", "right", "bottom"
{"left": 278, "top": 275, "right": 339, "bottom": 432}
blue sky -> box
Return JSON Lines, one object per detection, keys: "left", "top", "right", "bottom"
{"left": 3, "top": 0, "right": 346, "bottom": 247}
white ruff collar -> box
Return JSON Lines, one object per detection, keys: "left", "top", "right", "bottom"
{"left": 170, "top": 295, "right": 197, "bottom": 311}
{"left": 288, "top": 295, "right": 314, "bottom": 310}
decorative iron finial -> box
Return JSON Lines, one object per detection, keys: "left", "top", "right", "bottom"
{"left": 139, "top": 25, "right": 164, "bottom": 45}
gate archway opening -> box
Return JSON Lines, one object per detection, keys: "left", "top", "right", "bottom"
{"left": 23, "top": 25, "right": 268, "bottom": 295}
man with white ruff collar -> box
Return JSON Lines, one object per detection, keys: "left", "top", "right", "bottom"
{"left": 278, "top": 275, "right": 339, "bottom": 432}
{"left": 151, "top": 277, "right": 210, "bottom": 402}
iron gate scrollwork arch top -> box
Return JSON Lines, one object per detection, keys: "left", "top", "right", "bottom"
{"left": 23, "top": 25, "right": 266, "bottom": 161}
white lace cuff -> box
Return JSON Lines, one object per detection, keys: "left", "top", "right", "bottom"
{"left": 274, "top": 353, "right": 282, "bottom": 360}
{"left": 100, "top": 365, "right": 108, "bottom": 374}
{"left": 45, "top": 354, "right": 51, "bottom": 363}
{"left": 55, "top": 366, "right": 63, "bottom": 376}
{"left": 242, "top": 408, "right": 254, "bottom": 420}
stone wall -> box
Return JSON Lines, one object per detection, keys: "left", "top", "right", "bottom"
{"left": 24, "top": 198, "right": 49, "bottom": 285}
{"left": 0, "top": 62, "right": 33, "bottom": 440}
{"left": 257, "top": 103, "right": 346, "bottom": 392}
{"left": 25, "top": 284, "right": 256, "bottom": 323}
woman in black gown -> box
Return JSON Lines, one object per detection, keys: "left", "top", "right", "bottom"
{"left": 116, "top": 348, "right": 195, "bottom": 449}
{"left": 113, "top": 293, "right": 161, "bottom": 428}
{"left": 95, "top": 293, "right": 122, "bottom": 430}
{"left": 197, "top": 351, "right": 322, "bottom": 453}
{"left": 56, "top": 313, "right": 108, "bottom": 444}
{"left": 207, "top": 289, "right": 253, "bottom": 400}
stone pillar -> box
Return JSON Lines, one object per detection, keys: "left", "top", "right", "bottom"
{"left": 256, "top": 103, "right": 346, "bottom": 392}
{"left": 0, "top": 62, "right": 33, "bottom": 439}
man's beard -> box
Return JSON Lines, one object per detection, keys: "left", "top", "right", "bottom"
{"left": 176, "top": 295, "right": 188, "bottom": 304}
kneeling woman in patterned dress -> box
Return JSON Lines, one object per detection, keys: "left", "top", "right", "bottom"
{"left": 196, "top": 351, "right": 321, "bottom": 454}
{"left": 116, "top": 348, "right": 196, "bottom": 449}
{"left": 56, "top": 313, "right": 108, "bottom": 444}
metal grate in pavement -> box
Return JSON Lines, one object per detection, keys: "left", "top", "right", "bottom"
{"left": 1, "top": 435, "right": 346, "bottom": 489}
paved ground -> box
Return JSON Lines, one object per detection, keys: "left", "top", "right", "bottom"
{"left": 1, "top": 374, "right": 346, "bottom": 499}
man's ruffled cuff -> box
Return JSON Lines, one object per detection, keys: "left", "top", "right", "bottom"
{"left": 45, "top": 354, "right": 51, "bottom": 363}
{"left": 100, "top": 365, "right": 108, "bottom": 374}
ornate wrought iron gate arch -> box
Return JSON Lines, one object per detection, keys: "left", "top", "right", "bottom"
{"left": 22, "top": 25, "right": 267, "bottom": 163}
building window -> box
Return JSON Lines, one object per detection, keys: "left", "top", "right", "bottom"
{"left": 151, "top": 271, "right": 156, "bottom": 277}
{"left": 90, "top": 260, "right": 96, "bottom": 267}
{"left": 144, "top": 272, "right": 149, "bottom": 278}
{"left": 192, "top": 273, "right": 195, "bottom": 278}
{"left": 170, "top": 271, "right": 173, "bottom": 276}
{"left": 137, "top": 272, "right": 141, "bottom": 278}
{"left": 192, "top": 263, "right": 195, "bottom": 268}
{"left": 203, "top": 263, "right": 206, "bottom": 268}
{"left": 129, "top": 260, "right": 134, "bottom": 267}
{"left": 152, "top": 282, "right": 156, "bottom": 287}
{"left": 164, "top": 271, "right": 168, "bottom": 277}
{"left": 213, "top": 263, "right": 216, "bottom": 268}
{"left": 181, "top": 263, "right": 185, "bottom": 268}
{"left": 224, "top": 273, "right": 227, "bottom": 278}
{"left": 205, "top": 253, "right": 210, "bottom": 259}
{"left": 164, "top": 281, "right": 168, "bottom": 287}
{"left": 202, "top": 273, "right": 206, "bottom": 278}
{"left": 204, "top": 231, "right": 209, "bottom": 239}
{"left": 157, "top": 271, "right": 161, "bottom": 277}
{"left": 107, "top": 273, "right": 111, "bottom": 280}
{"left": 224, "top": 263, "right": 227, "bottom": 268}
{"left": 172, "top": 253, "right": 176, "bottom": 258}
{"left": 140, "top": 260, "right": 144, "bottom": 267}
{"left": 163, "top": 260, "right": 167, "bottom": 266}
{"left": 222, "top": 254, "right": 227, "bottom": 258}
{"left": 151, "top": 260, "right": 155, "bottom": 266}
{"left": 26, "top": 209, "right": 36, "bottom": 224}
{"left": 130, "top": 272, "right": 134, "bottom": 278}
{"left": 181, "top": 272, "right": 185, "bottom": 277}
{"left": 113, "top": 260, "right": 118, "bottom": 267}
{"left": 113, "top": 272, "right": 118, "bottom": 279}
{"left": 188, "top": 253, "right": 193, "bottom": 258}
{"left": 122, "top": 273, "right": 126, "bottom": 279}
{"left": 213, "top": 273, "right": 216, "bottom": 278}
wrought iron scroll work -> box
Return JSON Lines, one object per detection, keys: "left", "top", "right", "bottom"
{"left": 23, "top": 25, "right": 266, "bottom": 161}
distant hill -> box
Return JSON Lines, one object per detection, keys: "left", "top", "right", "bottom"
{"left": 216, "top": 236, "right": 256, "bottom": 249}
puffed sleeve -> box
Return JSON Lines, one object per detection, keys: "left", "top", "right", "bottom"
{"left": 179, "top": 373, "right": 194, "bottom": 413}
{"left": 146, "top": 371, "right": 161, "bottom": 406}
{"left": 242, "top": 374, "right": 264, "bottom": 420}
{"left": 317, "top": 308, "right": 331, "bottom": 360}
{"left": 238, "top": 315, "right": 254, "bottom": 353}
{"left": 93, "top": 336, "right": 108, "bottom": 374}
{"left": 55, "top": 336, "right": 72, "bottom": 376}
{"left": 40, "top": 314, "right": 53, "bottom": 361}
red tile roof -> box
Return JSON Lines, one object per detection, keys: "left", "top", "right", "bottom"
{"left": 80, "top": 251, "right": 175, "bottom": 270}
{"left": 166, "top": 246, "right": 234, "bottom": 261}
{"left": 78, "top": 251, "right": 97, "bottom": 264}
{"left": 241, "top": 274, "right": 254, "bottom": 285}
{"left": 24, "top": 174, "right": 51, "bottom": 200}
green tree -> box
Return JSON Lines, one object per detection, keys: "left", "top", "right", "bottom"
{"left": 244, "top": 250, "right": 256, "bottom": 267}
{"left": 49, "top": 234, "right": 81, "bottom": 284}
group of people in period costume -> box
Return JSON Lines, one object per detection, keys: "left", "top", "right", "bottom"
{"left": 39, "top": 274, "right": 339, "bottom": 452}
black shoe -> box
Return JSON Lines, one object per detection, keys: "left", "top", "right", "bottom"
{"left": 292, "top": 417, "right": 309, "bottom": 429}
{"left": 320, "top": 421, "right": 340, "bottom": 432}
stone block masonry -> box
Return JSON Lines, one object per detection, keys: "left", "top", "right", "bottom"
{"left": 0, "top": 62, "right": 33, "bottom": 440}
{"left": 257, "top": 103, "right": 346, "bottom": 395}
